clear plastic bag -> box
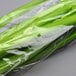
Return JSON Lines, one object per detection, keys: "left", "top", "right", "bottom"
{"left": 0, "top": 25, "right": 76, "bottom": 76}
{"left": 0, "top": 0, "right": 76, "bottom": 76}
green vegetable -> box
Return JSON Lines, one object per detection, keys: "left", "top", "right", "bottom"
{"left": 23, "top": 27, "right": 76, "bottom": 65}
{"left": 0, "top": 26, "right": 76, "bottom": 75}
{"left": 0, "top": 0, "right": 76, "bottom": 58}
{"left": 0, "top": 0, "right": 76, "bottom": 75}
{"left": 0, "top": 0, "right": 47, "bottom": 27}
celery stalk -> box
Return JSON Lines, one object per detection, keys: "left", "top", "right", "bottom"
{"left": 0, "top": 0, "right": 47, "bottom": 27}
{"left": 0, "top": 26, "right": 76, "bottom": 75}
{"left": 0, "top": 0, "right": 76, "bottom": 58}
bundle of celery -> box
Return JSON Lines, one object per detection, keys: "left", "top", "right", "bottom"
{"left": 0, "top": 26, "right": 76, "bottom": 76}
{"left": 0, "top": 0, "right": 76, "bottom": 76}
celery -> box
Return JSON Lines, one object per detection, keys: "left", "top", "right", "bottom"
{"left": 0, "top": 0, "right": 76, "bottom": 58}
{"left": 0, "top": 0, "right": 47, "bottom": 27}
{"left": 0, "top": 26, "right": 76, "bottom": 75}
{"left": 0, "top": 0, "right": 76, "bottom": 75}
